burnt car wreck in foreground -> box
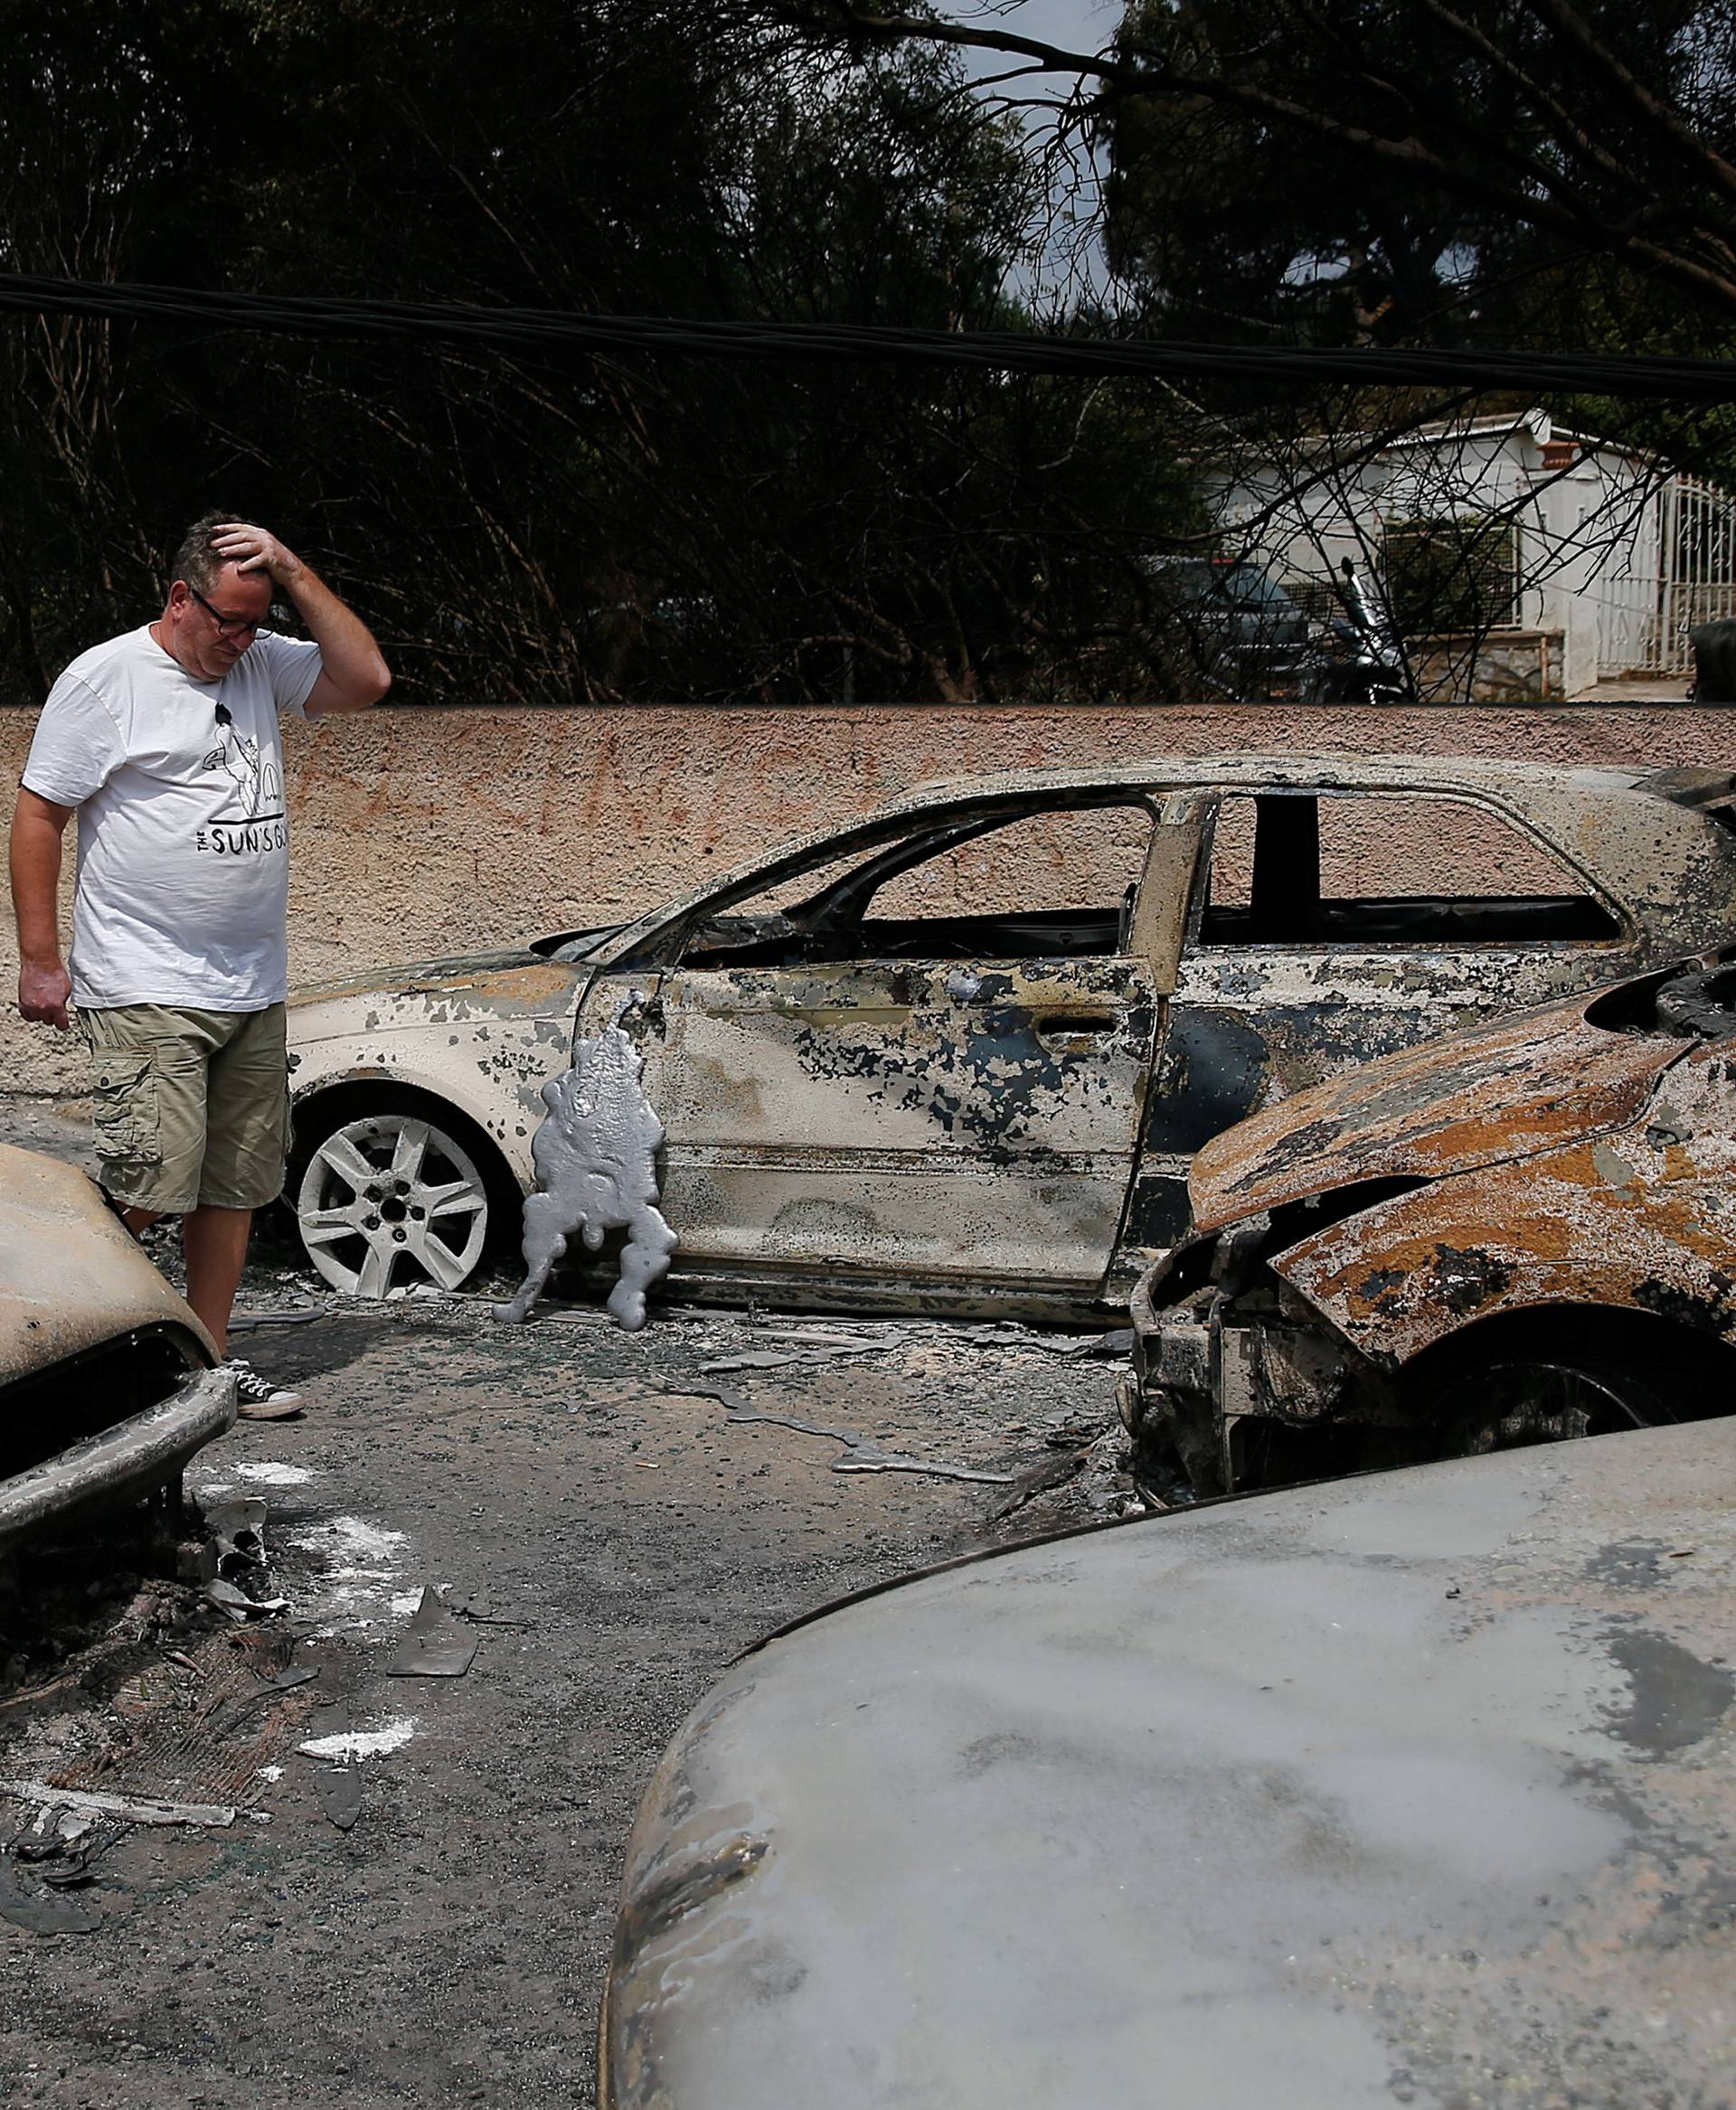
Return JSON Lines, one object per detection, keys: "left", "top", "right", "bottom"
{"left": 288, "top": 755, "right": 1736, "bottom": 1317}
{"left": 601, "top": 1417, "right": 1736, "bottom": 2109}
{"left": 0, "top": 1144, "right": 232, "bottom": 1561}
{"left": 1129, "top": 956, "right": 1736, "bottom": 1498}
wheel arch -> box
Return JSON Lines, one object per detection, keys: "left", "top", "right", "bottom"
{"left": 290, "top": 1065, "right": 534, "bottom": 1196}
{"left": 1397, "top": 1298, "right": 1736, "bottom": 1411}
{"left": 287, "top": 1077, "right": 527, "bottom": 1221}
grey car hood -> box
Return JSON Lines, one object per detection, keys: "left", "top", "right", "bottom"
{"left": 603, "top": 1420, "right": 1736, "bottom": 2108}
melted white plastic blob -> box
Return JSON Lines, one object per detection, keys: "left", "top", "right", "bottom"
{"left": 493, "top": 999, "right": 677, "bottom": 1332}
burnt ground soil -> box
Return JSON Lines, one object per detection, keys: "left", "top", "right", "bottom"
{"left": 0, "top": 1093, "right": 1136, "bottom": 2109}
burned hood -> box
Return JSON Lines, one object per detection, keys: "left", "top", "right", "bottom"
{"left": 287, "top": 949, "right": 588, "bottom": 1041}
{"left": 0, "top": 1144, "right": 214, "bottom": 1380}
{"left": 288, "top": 947, "right": 551, "bottom": 1006}
{"left": 602, "top": 1419, "right": 1736, "bottom": 2110}
{"left": 1191, "top": 984, "right": 1685, "bottom": 1232}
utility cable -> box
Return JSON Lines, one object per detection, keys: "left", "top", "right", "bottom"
{"left": 1, "top": 271, "right": 1733, "bottom": 401}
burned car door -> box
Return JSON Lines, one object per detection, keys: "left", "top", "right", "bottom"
{"left": 579, "top": 800, "right": 1191, "bottom": 1308}
{"left": 1143, "top": 786, "right": 1632, "bottom": 1181}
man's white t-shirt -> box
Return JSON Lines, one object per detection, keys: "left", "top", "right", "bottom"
{"left": 23, "top": 626, "right": 323, "bottom": 1011}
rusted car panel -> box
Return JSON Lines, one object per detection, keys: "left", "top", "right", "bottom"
{"left": 1190, "top": 984, "right": 1685, "bottom": 1230}
{"left": 1131, "top": 960, "right": 1736, "bottom": 1497}
{"left": 287, "top": 754, "right": 1736, "bottom": 1309}
{"left": 600, "top": 1418, "right": 1736, "bottom": 2110}
{"left": 0, "top": 1144, "right": 229, "bottom": 1548}
{"left": 1282, "top": 1060, "right": 1736, "bottom": 1363}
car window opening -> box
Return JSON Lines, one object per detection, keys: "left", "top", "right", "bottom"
{"left": 680, "top": 805, "right": 1156, "bottom": 968}
{"left": 1200, "top": 792, "right": 1620, "bottom": 948}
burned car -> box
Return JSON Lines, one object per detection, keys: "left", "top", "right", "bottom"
{"left": 0, "top": 1143, "right": 231, "bottom": 1555}
{"left": 1128, "top": 956, "right": 1736, "bottom": 1498}
{"left": 286, "top": 754, "right": 1736, "bottom": 1314}
{"left": 600, "top": 1417, "right": 1736, "bottom": 2108}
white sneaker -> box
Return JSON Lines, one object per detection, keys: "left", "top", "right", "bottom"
{"left": 223, "top": 1360, "right": 306, "bottom": 1420}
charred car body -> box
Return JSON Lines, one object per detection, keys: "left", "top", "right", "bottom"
{"left": 601, "top": 1417, "right": 1736, "bottom": 2109}
{"left": 0, "top": 1143, "right": 232, "bottom": 1554}
{"left": 1129, "top": 957, "right": 1736, "bottom": 1498}
{"left": 287, "top": 755, "right": 1736, "bottom": 1317}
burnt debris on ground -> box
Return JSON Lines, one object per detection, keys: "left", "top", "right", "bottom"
{"left": 0, "top": 1189, "right": 1135, "bottom": 2108}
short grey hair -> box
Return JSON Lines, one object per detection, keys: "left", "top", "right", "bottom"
{"left": 166, "top": 511, "right": 238, "bottom": 597}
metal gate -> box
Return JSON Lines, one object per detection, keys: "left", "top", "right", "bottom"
{"left": 1662, "top": 475, "right": 1736, "bottom": 671}
{"left": 1597, "top": 475, "right": 1736, "bottom": 676}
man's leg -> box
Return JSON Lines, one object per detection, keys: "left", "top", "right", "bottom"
{"left": 199, "top": 1003, "right": 303, "bottom": 1417}
{"left": 183, "top": 1204, "right": 253, "bottom": 1358}
{"left": 80, "top": 1003, "right": 207, "bottom": 1235}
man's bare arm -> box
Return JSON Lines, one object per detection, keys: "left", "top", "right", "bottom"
{"left": 11, "top": 788, "right": 75, "bottom": 1029}
{"left": 211, "top": 522, "right": 392, "bottom": 716}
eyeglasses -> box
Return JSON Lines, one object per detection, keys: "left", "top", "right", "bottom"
{"left": 187, "top": 583, "right": 261, "bottom": 637}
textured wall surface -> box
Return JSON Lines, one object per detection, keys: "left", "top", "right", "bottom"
{"left": 2, "top": 702, "right": 1729, "bottom": 1097}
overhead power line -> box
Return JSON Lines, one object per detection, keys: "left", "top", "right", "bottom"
{"left": 1, "top": 271, "right": 1733, "bottom": 401}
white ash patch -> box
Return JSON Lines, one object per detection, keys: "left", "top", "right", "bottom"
{"left": 233, "top": 1462, "right": 316, "bottom": 1487}
{"left": 297, "top": 1719, "right": 418, "bottom": 1762}
{"left": 276, "top": 1512, "right": 412, "bottom": 1631}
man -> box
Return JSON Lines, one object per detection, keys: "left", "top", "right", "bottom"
{"left": 10, "top": 516, "right": 390, "bottom": 1417}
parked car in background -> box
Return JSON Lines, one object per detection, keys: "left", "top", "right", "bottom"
{"left": 286, "top": 755, "right": 1736, "bottom": 1314}
{"left": 599, "top": 1416, "right": 1736, "bottom": 2109}
{"left": 1148, "top": 556, "right": 1315, "bottom": 697}
{"left": 1128, "top": 956, "right": 1736, "bottom": 1499}
{"left": 0, "top": 1144, "right": 231, "bottom": 1554}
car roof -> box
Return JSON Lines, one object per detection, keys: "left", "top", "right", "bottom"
{"left": 902, "top": 750, "right": 1651, "bottom": 802}
{"left": 587, "top": 751, "right": 1736, "bottom": 966}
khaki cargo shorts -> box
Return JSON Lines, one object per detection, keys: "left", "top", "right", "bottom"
{"left": 79, "top": 1002, "right": 292, "bottom": 1215}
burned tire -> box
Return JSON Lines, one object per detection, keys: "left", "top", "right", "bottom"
{"left": 288, "top": 1094, "right": 520, "bottom": 1298}
{"left": 1400, "top": 1312, "right": 1714, "bottom": 1463}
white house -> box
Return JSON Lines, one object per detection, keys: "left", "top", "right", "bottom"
{"left": 1210, "top": 409, "right": 1736, "bottom": 700}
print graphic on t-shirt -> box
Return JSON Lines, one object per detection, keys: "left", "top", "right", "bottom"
{"left": 201, "top": 702, "right": 283, "bottom": 821}
{"left": 193, "top": 703, "right": 288, "bottom": 857}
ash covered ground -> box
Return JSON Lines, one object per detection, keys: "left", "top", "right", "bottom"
{"left": 0, "top": 1091, "right": 1134, "bottom": 2108}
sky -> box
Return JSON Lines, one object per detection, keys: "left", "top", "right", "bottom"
{"left": 938, "top": 0, "right": 1127, "bottom": 306}
{"left": 943, "top": 0, "right": 1122, "bottom": 69}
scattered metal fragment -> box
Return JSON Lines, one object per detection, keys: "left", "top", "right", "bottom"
{"left": 315, "top": 1765, "right": 363, "bottom": 1832}
{"left": 680, "top": 1385, "right": 1016, "bottom": 1486}
{"left": 297, "top": 1719, "right": 417, "bottom": 1762}
{"left": 493, "top": 997, "right": 677, "bottom": 1332}
{"left": 204, "top": 1577, "right": 288, "bottom": 1624}
{"left": 700, "top": 1342, "right": 892, "bottom": 1376}
{"left": 205, "top": 1495, "right": 269, "bottom": 1575}
{"left": 831, "top": 1445, "right": 1020, "bottom": 1485}
{"left": 750, "top": 1325, "right": 901, "bottom": 1349}
{"left": 988, "top": 1450, "right": 1093, "bottom": 1523}
{"left": 0, "top": 1855, "right": 102, "bottom": 1935}
{"left": 699, "top": 1352, "right": 807, "bottom": 1376}
{"left": 387, "top": 1587, "right": 480, "bottom": 1678}
{"left": 1069, "top": 1329, "right": 1135, "bottom": 1360}
{"left": 0, "top": 1780, "right": 238, "bottom": 1828}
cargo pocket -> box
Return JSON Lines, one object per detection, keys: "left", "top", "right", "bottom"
{"left": 90, "top": 1051, "right": 162, "bottom": 1166}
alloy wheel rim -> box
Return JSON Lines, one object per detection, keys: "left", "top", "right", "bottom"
{"left": 296, "top": 1114, "right": 491, "bottom": 1296}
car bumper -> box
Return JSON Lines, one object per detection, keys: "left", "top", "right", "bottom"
{"left": 0, "top": 1366, "right": 237, "bottom": 1555}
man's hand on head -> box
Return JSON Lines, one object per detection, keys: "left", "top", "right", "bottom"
{"left": 210, "top": 523, "right": 306, "bottom": 591}
{"left": 17, "top": 959, "right": 71, "bottom": 1031}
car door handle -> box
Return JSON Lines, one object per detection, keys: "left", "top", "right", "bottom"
{"left": 1035, "top": 1011, "right": 1119, "bottom": 1041}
